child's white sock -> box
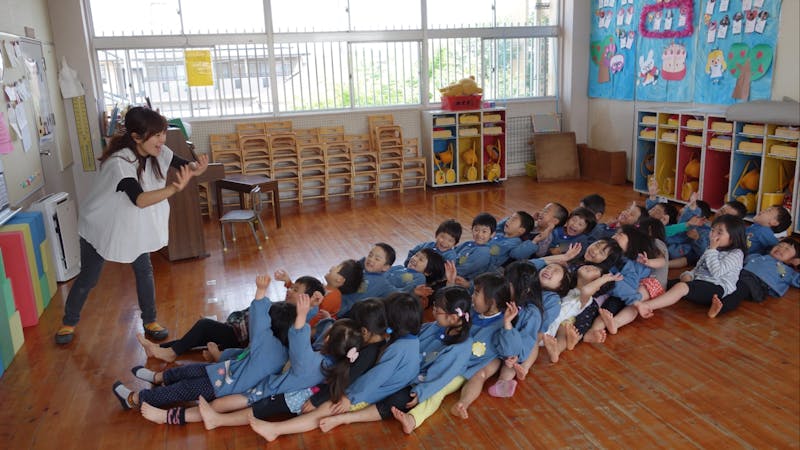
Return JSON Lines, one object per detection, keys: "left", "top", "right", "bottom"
{"left": 131, "top": 365, "right": 156, "bottom": 383}
{"left": 112, "top": 381, "right": 135, "bottom": 410}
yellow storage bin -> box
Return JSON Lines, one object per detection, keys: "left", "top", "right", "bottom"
{"left": 769, "top": 144, "right": 797, "bottom": 158}
{"left": 642, "top": 115, "right": 657, "bottom": 125}
{"left": 459, "top": 114, "right": 479, "bottom": 124}
{"left": 686, "top": 119, "right": 704, "bottom": 129}
{"left": 710, "top": 137, "right": 732, "bottom": 149}
{"left": 711, "top": 122, "right": 733, "bottom": 133}
{"left": 743, "top": 124, "right": 765, "bottom": 135}
{"left": 667, "top": 117, "right": 680, "bottom": 126}
{"left": 433, "top": 130, "right": 452, "bottom": 138}
{"left": 434, "top": 117, "right": 456, "bottom": 126}
{"left": 774, "top": 127, "right": 800, "bottom": 139}
{"left": 483, "top": 126, "right": 503, "bottom": 135}
{"left": 640, "top": 128, "right": 656, "bottom": 139}
{"left": 684, "top": 134, "right": 704, "bottom": 146}
{"left": 483, "top": 114, "right": 502, "bottom": 122}
{"left": 661, "top": 131, "right": 677, "bottom": 142}
{"left": 738, "top": 141, "right": 762, "bottom": 153}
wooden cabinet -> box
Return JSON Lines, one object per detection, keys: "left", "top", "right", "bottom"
{"left": 634, "top": 108, "right": 798, "bottom": 231}
{"left": 421, "top": 108, "right": 506, "bottom": 187}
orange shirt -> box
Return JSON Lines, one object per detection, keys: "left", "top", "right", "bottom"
{"left": 310, "top": 288, "right": 342, "bottom": 326}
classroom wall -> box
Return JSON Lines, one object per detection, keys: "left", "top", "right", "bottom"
{"left": 587, "top": 1, "right": 800, "bottom": 181}
{"left": 0, "top": 0, "right": 77, "bottom": 207}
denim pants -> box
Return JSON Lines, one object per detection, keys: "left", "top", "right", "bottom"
{"left": 62, "top": 237, "right": 157, "bottom": 326}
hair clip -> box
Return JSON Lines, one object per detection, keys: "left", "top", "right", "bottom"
{"left": 464, "top": 312, "right": 470, "bottom": 322}
{"left": 346, "top": 347, "right": 359, "bottom": 363}
{"left": 386, "top": 327, "right": 393, "bottom": 335}
{"left": 455, "top": 307, "right": 464, "bottom": 317}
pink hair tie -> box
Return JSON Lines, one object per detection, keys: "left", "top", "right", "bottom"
{"left": 455, "top": 307, "right": 464, "bottom": 317}
{"left": 346, "top": 347, "right": 359, "bottom": 363}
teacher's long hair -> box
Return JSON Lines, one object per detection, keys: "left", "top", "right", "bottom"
{"left": 100, "top": 106, "right": 168, "bottom": 181}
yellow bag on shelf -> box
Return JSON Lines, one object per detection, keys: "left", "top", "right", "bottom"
{"left": 711, "top": 122, "right": 733, "bottom": 133}
{"left": 769, "top": 144, "right": 797, "bottom": 158}
{"left": 742, "top": 124, "right": 765, "bottom": 135}
{"left": 686, "top": 119, "right": 704, "bottom": 129}
{"left": 738, "top": 141, "right": 763, "bottom": 153}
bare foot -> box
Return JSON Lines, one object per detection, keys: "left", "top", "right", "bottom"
{"left": 136, "top": 333, "right": 155, "bottom": 358}
{"left": 205, "top": 342, "right": 222, "bottom": 362}
{"left": 599, "top": 309, "right": 618, "bottom": 335}
{"left": 513, "top": 363, "right": 529, "bottom": 381}
{"left": 137, "top": 333, "right": 177, "bottom": 362}
{"left": 450, "top": 401, "right": 469, "bottom": 419}
{"left": 565, "top": 324, "right": 582, "bottom": 351}
{"left": 583, "top": 329, "right": 607, "bottom": 344}
{"left": 708, "top": 294, "right": 723, "bottom": 318}
{"left": 319, "top": 414, "right": 347, "bottom": 433}
{"left": 543, "top": 334, "right": 560, "bottom": 363}
{"left": 249, "top": 412, "right": 279, "bottom": 442}
{"left": 140, "top": 402, "right": 167, "bottom": 424}
{"left": 391, "top": 406, "right": 416, "bottom": 434}
{"left": 197, "top": 396, "right": 222, "bottom": 430}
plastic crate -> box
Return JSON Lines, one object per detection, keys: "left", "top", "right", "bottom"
{"left": 441, "top": 95, "right": 482, "bottom": 111}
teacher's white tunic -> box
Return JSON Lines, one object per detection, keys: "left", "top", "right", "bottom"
{"left": 78, "top": 146, "right": 173, "bottom": 263}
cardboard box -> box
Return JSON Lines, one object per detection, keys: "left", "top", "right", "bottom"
{"left": 577, "top": 144, "right": 627, "bottom": 185}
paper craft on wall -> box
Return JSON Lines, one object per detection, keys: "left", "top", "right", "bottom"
{"left": 693, "top": 0, "right": 781, "bottom": 104}
{"left": 635, "top": 0, "right": 700, "bottom": 102}
{"left": 588, "top": 0, "right": 639, "bottom": 100}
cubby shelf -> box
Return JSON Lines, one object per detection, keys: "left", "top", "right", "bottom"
{"left": 422, "top": 108, "right": 507, "bottom": 187}
{"left": 634, "top": 108, "right": 799, "bottom": 232}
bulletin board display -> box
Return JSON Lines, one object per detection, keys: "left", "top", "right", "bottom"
{"left": 588, "top": 0, "right": 783, "bottom": 105}
{"left": 0, "top": 33, "right": 55, "bottom": 207}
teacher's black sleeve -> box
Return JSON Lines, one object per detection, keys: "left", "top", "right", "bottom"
{"left": 116, "top": 177, "right": 144, "bottom": 205}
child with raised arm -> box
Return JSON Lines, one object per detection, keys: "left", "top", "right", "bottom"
{"left": 403, "top": 218, "right": 463, "bottom": 265}
{"left": 315, "top": 286, "right": 473, "bottom": 432}
{"left": 136, "top": 274, "right": 323, "bottom": 363}
{"left": 338, "top": 243, "right": 396, "bottom": 317}
{"left": 140, "top": 294, "right": 362, "bottom": 426}
{"left": 591, "top": 201, "right": 648, "bottom": 240}
{"left": 247, "top": 292, "right": 422, "bottom": 442}
{"left": 708, "top": 238, "right": 800, "bottom": 318}
{"left": 510, "top": 202, "right": 569, "bottom": 260}
{"left": 386, "top": 271, "right": 513, "bottom": 431}
{"left": 181, "top": 299, "right": 387, "bottom": 430}
{"left": 112, "top": 274, "right": 295, "bottom": 411}
{"left": 548, "top": 207, "right": 597, "bottom": 255}
{"left": 274, "top": 260, "right": 363, "bottom": 325}
{"left": 667, "top": 197, "right": 713, "bottom": 268}
{"left": 640, "top": 214, "right": 747, "bottom": 317}
{"left": 489, "top": 261, "right": 574, "bottom": 396}
{"left": 543, "top": 264, "right": 621, "bottom": 363}
{"left": 487, "top": 211, "right": 535, "bottom": 269}
{"left": 746, "top": 206, "right": 792, "bottom": 256}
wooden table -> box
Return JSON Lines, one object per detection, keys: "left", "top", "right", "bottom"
{"left": 215, "top": 174, "right": 281, "bottom": 228}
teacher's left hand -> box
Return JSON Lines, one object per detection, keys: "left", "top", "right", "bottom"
{"left": 189, "top": 154, "right": 209, "bottom": 177}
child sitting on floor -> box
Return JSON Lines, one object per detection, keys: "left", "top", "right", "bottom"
{"left": 385, "top": 248, "right": 445, "bottom": 293}
{"left": 452, "top": 213, "right": 497, "bottom": 281}
{"left": 487, "top": 211, "right": 535, "bottom": 269}
{"left": 548, "top": 207, "right": 597, "bottom": 256}
{"left": 403, "top": 218, "right": 463, "bottom": 265}
{"left": 339, "top": 243, "right": 396, "bottom": 317}
{"left": 511, "top": 202, "right": 569, "bottom": 260}
{"left": 746, "top": 206, "right": 792, "bottom": 256}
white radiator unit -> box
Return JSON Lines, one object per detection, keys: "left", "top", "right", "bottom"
{"left": 30, "top": 192, "right": 80, "bottom": 281}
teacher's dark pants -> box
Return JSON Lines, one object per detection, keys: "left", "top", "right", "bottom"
{"left": 62, "top": 237, "right": 157, "bottom": 326}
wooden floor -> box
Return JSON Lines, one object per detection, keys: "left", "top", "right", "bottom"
{"left": 0, "top": 177, "right": 797, "bottom": 449}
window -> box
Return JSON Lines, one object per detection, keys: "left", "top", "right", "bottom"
{"left": 90, "top": 0, "right": 559, "bottom": 117}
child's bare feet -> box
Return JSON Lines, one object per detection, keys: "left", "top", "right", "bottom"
{"left": 249, "top": 412, "right": 279, "bottom": 442}
{"left": 708, "top": 294, "right": 723, "bottom": 318}
{"left": 513, "top": 363, "right": 529, "bottom": 381}
{"left": 565, "top": 324, "right": 582, "bottom": 350}
{"left": 635, "top": 301, "right": 654, "bottom": 319}
{"left": 450, "top": 401, "right": 469, "bottom": 419}
{"left": 318, "top": 414, "right": 347, "bottom": 432}
{"left": 136, "top": 333, "right": 176, "bottom": 362}
{"left": 391, "top": 406, "right": 416, "bottom": 434}
{"left": 583, "top": 328, "right": 607, "bottom": 344}
{"left": 203, "top": 342, "right": 222, "bottom": 362}
{"left": 140, "top": 402, "right": 167, "bottom": 424}
{"left": 197, "top": 396, "right": 222, "bottom": 430}
{"left": 599, "top": 309, "right": 618, "bottom": 335}
{"left": 543, "top": 334, "right": 560, "bottom": 363}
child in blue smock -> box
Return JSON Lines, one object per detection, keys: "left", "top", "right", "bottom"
{"left": 548, "top": 207, "right": 597, "bottom": 256}
{"left": 746, "top": 206, "right": 792, "bottom": 256}
{"left": 489, "top": 260, "right": 574, "bottom": 397}
{"left": 709, "top": 238, "right": 800, "bottom": 317}
{"left": 384, "top": 248, "right": 445, "bottom": 293}
{"left": 403, "top": 218, "right": 463, "bottom": 265}
{"left": 112, "top": 274, "right": 294, "bottom": 411}
{"left": 339, "top": 243, "right": 396, "bottom": 317}
{"left": 315, "top": 285, "right": 473, "bottom": 432}
{"left": 388, "top": 272, "right": 515, "bottom": 430}
{"left": 487, "top": 211, "right": 535, "bottom": 270}
{"left": 452, "top": 213, "right": 497, "bottom": 280}
{"left": 510, "top": 202, "right": 569, "bottom": 260}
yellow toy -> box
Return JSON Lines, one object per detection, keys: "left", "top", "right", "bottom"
{"left": 462, "top": 145, "right": 478, "bottom": 181}
{"left": 439, "top": 75, "right": 483, "bottom": 97}
{"left": 434, "top": 144, "right": 457, "bottom": 184}
{"left": 485, "top": 141, "right": 502, "bottom": 182}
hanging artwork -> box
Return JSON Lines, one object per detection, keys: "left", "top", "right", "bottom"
{"left": 693, "top": 0, "right": 781, "bottom": 104}
{"left": 588, "top": 0, "right": 639, "bottom": 100}
{"left": 635, "top": 0, "right": 699, "bottom": 102}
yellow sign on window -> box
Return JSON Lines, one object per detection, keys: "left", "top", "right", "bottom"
{"left": 184, "top": 50, "right": 213, "bottom": 87}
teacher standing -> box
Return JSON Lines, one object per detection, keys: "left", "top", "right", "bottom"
{"left": 55, "top": 107, "right": 208, "bottom": 345}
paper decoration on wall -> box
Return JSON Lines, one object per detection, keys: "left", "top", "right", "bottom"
{"left": 185, "top": 50, "right": 213, "bottom": 87}
{"left": 693, "top": 0, "right": 781, "bottom": 104}
{"left": 0, "top": 112, "right": 13, "bottom": 155}
{"left": 591, "top": 0, "right": 782, "bottom": 105}
{"left": 588, "top": 0, "right": 639, "bottom": 99}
